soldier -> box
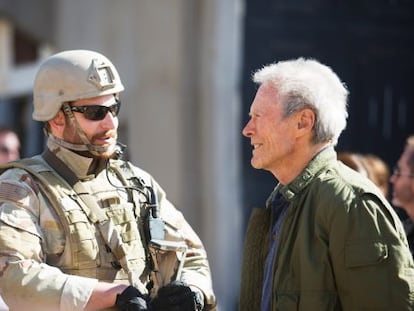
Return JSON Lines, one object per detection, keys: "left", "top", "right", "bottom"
{"left": 0, "top": 50, "right": 216, "bottom": 311}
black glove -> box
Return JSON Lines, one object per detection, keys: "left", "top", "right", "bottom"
{"left": 151, "top": 281, "right": 204, "bottom": 311}
{"left": 115, "top": 285, "right": 150, "bottom": 311}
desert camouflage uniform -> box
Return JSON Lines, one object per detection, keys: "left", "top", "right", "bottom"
{"left": 0, "top": 139, "right": 216, "bottom": 311}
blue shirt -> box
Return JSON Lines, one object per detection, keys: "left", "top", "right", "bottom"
{"left": 261, "top": 191, "right": 289, "bottom": 311}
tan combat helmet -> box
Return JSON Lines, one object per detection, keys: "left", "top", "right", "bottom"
{"left": 33, "top": 49, "right": 124, "bottom": 121}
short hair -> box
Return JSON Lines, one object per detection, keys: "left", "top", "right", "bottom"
{"left": 405, "top": 135, "right": 414, "bottom": 174}
{"left": 253, "top": 58, "right": 349, "bottom": 145}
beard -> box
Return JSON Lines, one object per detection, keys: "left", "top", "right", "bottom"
{"left": 62, "top": 122, "right": 118, "bottom": 159}
{"left": 90, "top": 142, "right": 117, "bottom": 159}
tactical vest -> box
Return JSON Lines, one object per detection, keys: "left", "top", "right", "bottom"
{"left": 0, "top": 154, "right": 153, "bottom": 293}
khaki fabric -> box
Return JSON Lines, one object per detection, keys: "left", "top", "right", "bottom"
{"left": 0, "top": 139, "right": 216, "bottom": 311}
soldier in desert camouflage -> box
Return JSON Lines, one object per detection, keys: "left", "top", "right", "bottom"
{"left": 0, "top": 50, "right": 216, "bottom": 311}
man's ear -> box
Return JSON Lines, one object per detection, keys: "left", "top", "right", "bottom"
{"left": 51, "top": 110, "right": 66, "bottom": 126}
{"left": 297, "top": 108, "right": 315, "bottom": 131}
{"left": 48, "top": 110, "right": 67, "bottom": 135}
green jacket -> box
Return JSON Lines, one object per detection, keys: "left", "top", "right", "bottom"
{"left": 240, "top": 147, "right": 414, "bottom": 311}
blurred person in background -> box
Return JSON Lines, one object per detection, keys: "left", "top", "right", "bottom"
{"left": 0, "top": 127, "right": 20, "bottom": 163}
{"left": 337, "top": 152, "right": 390, "bottom": 197}
{"left": 390, "top": 135, "right": 414, "bottom": 258}
{"left": 364, "top": 153, "right": 391, "bottom": 198}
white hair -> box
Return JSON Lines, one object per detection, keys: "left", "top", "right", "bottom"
{"left": 253, "top": 57, "right": 349, "bottom": 145}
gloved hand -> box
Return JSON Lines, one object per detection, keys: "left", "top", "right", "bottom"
{"left": 115, "top": 285, "right": 150, "bottom": 311}
{"left": 151, "top": 281, "right": 204, "bottom": 311}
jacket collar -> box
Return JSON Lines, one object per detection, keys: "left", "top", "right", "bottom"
{"left": 46, "top": 138, "right": 106, "bottom": 180}
{"left": 278, "top": 146, "right": 337, "bottom": 201}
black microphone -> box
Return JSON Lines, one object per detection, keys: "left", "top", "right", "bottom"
{"left": 113, "top": 142, "right": 127, "bottom": 160}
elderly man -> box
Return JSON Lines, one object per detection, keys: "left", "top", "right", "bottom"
{"left": 240, "top": 58, "right": 414, "bottom": 311}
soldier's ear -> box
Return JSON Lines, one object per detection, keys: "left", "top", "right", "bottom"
{"left": 49, "top": 110, "right": 66, "bottom": 132}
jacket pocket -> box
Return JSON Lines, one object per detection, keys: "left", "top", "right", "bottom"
{"left": 345, "top": 240, "right": 388, "bottom": 267}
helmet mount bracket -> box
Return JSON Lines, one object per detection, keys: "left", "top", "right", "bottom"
{"left": 88, "top": 59, "right": 116, "bottom": 91}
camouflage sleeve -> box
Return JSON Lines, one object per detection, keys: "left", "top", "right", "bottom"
{"left": 133, "top": 166, "right": 216, "bottom": 310}
{"left": 0, "top": 169, "right": 97, "bottom": 310}
{"left": 160, "top": 198, "right": 217, "bottom": 310}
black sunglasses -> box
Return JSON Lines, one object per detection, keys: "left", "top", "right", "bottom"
{"left": 69, "top": 101, "right": 121, "bottom": 121}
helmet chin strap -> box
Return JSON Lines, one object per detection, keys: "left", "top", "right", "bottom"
{"left": 60, "top": 103, "right": 115, "bottom": 157}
